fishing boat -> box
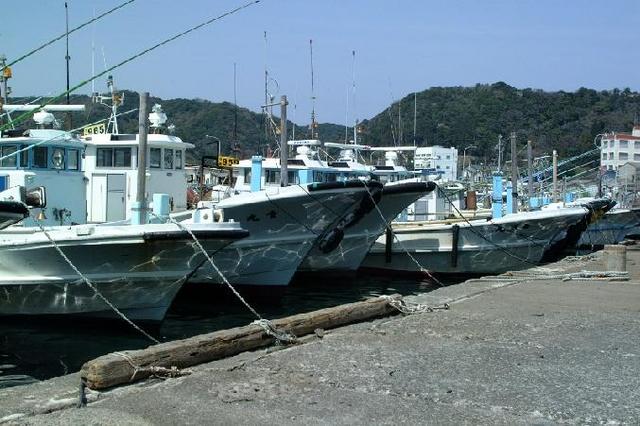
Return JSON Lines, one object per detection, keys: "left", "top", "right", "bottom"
{"left": 0, "top": 218, "right": 248, "bottom": 321}
{"left": 184, "top": 179, "right": 384, "bottom": 286}
{"left": 298, "top": 180, "right": 436, "bottom": 273}
{"left": 577, "top": 207, "right": 640, "bottom": 246}
{"left": 230, "top": 141, "right": 437, "bottom": 274}
{"left": 361, "top": 203, "right": 605, "bottom": 275}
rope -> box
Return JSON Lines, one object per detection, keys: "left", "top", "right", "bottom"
{"left": 436, "top": 183, "right": 539, "bottom": 267}
{"left": 382, "top": 295, "right": 450, "bottom": 315}
{"left": 359, "top": 181, "right": 445, "bottom": 286}
{"left": 3, "top": 1, "right": 136, "bottom": 71}
{"left": 153, "top": 212, "right": 297, "bottom": 344}
{"left": 0, "top": 0, "right": 261, "bottom": 132}
{"left": 33, "top": 218, "right": 160, "bottom": 344}
{"left": 113, "top": 351, "right": 192, "bottom": 382}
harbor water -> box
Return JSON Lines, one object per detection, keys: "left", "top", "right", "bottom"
{"left": 0, "top": 273, "right": 458, "bottom": 389}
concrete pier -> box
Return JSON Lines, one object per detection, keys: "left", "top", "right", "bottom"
{"left": 1, "top": 249, "right": 639, "bottom": 424}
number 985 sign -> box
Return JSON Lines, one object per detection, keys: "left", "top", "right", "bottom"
{"left": 218, "top": 156, "right": 239, "bottom": 167}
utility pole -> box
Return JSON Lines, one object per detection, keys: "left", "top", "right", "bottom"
{"left": 280, "top": 95, "right": 288, "bottom": 187}
{"left": 510, "top": 131, "right": 518, "bottom": 213}
{"left": 133, "top": 92, "right": 149, "bottom": 225}
{"left": 497, "top": 134, "right": 503, "bottom": 172}
{"left": 527, "top": 140, "right": 533, "bottom": 208}
{"left": 552, "top": 149, "right": 559, "bottom": 202}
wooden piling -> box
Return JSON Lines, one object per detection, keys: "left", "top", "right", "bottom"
{"left": 81, "top": 294, "right": 403, "bottom": 390}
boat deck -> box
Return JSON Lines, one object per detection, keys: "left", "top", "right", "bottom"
{"left": 1, "top": 248, "right": 639, "bottom": 424}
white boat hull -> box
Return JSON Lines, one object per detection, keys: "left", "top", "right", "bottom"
{"left": 578, "top": 208, "right": 640, "bottom": 246}
{"left": 299, "top": 182, "right": 435, "bottom": 273}
{"left": 0, "top": 223, "right": 246, "bottom": 321}
{"left": 190, "top": 182, "right": 382, "bottom": 286}
{"left": 362, "top": 207, "right": 589, "bottom": 274}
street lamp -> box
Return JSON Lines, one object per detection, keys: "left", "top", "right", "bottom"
{"left": 462, "top": 145, "right": 476, "bottom": 181}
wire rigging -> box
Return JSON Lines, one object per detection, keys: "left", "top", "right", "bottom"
{"left": 0, "top": 0, "right": 260, "bottom": 132}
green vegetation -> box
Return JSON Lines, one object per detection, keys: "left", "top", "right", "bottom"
{"left": 9, "top": 82, "right": 640, "bottom": 166}
{"left": 362, "top": 82, "right": 640, "bottom": 162}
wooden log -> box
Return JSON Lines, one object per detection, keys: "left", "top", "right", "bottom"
{"left": 81, "top": 294, "right": 402, "bottom": 390}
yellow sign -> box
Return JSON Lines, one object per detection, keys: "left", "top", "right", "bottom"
{"left": 83, "top": 123, "right": 106, "bottom": 136}
{"left": 217, "top": 156, "right": 239, "bottom": 168}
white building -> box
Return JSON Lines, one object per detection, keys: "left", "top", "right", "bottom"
{"left": 413, "top": 146, "right": 458, "bottom": 181}
{"left": 600, "top": 125, "right": 640, "bottom": 171}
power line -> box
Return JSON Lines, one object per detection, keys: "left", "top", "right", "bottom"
{"left": 0, "top": 1, "right": 260, "bottom": 132}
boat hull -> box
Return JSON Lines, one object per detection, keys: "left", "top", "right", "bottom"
{"left": 190, "top": 181, "right": 383, "bottom": 286}
{"left": 0, "top": 224, "right": 245, "bottom": 321}
{"left": 299, "top": 182, "right": 435, "bottom": 272}
{"left": 362, "top": 208, "right": 588, "bottom": 275}
{"left": 578, "top": 208, "right": 640, "bottom": 246}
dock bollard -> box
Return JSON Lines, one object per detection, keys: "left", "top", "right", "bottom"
{"left": 603, "top": 245, "right": 627, "bottom": 272}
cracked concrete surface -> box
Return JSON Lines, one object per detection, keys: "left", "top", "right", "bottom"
{"left": 1, "top": 251, "right": 639, "bottom": 425}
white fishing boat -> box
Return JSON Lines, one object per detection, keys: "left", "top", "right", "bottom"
{"left": 577, "top": 207, "right": 640, "bottom": 246}
{"left": 362, "top": 205, "right": 598, "bottom": 275}
{"left": 184, "top": 180, "right": 384, "bottom": 287}
{"left": 0, "top": 219, "right": 248, "bottom": 321}
{"left": 298, "top": 180, "right": 436, "bottom": 273}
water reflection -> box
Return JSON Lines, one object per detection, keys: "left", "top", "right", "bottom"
{"left": 0, "top": 273, "right": 450, "bottom": 389}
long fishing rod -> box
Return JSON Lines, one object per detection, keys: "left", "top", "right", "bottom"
{"left": 2, "top": 0, "right": 136, "bottom": 71}
{"left": 0, "top": 0, "right": 261, "bottom": 132}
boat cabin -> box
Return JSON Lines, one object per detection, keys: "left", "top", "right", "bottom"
{"left": 0, "top": 109, "right": 87, "bottom": 227}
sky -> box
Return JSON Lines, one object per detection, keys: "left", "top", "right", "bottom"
{"left": 2, "top": 0, "right": 639, "bottom": 125}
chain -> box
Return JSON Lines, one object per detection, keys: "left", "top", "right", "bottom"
{"left": 33, "top": 218, "right": 160, "bottom": 344}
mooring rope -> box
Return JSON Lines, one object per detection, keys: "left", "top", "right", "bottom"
{"left": 381, "top": 295, "right": 450, "bottom": 314}
{"left": 153, "top": 213, "right": 297, "bottom": 344}
{"left": 359, "top": 181, "right": 445, "bottom": 286}
{"left": 33, "top": 219, "right": 161, "bottom": 344}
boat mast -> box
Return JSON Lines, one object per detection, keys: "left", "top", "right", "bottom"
{"left": 351, "top": 49, "right": 357, "bottom": 145}
{"left": 309, "top": 39, "right": 317, "bottom": 139}
{"left": 65, "top": 2, "right": 72, "bottom": 129}
{"left": 233, "top": 62, "right": 238, "bottom": 145}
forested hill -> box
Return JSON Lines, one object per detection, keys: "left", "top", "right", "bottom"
{"left": 9, "top": 82, "right": 640, "bottom": 163}
{"left": 360, "top": 82, "right": 640, "bottom": 161}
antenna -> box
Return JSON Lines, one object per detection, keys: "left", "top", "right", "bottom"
{"left": 263, "top": 31, "right": 269, "bottom": 142}
{"left": 351, "top": 50, "right": 357, "bottom": 145}
{"left": 309, "top": 39, "right": 317, "bottom": 139}
{"left": 65, "top": 2, "right": 72, "bottom": 128}
{"left": 233, "top": 62, "right": 238, "bottom": 144}
{"left": 91, "top": 7, "right": 96, "bottom": 94}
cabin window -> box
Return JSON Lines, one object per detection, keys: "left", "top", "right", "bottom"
{"left": 67, "top": 149, "right": 79, "bottom": 170}
{"left": 33, "top": 146, "right": 48, "bottom": 168}
{"left": 97, "top": 148, "right": 114, "bottom": 167}
{"left": 634, "top": 153, "right": 640, "bottom": 161}
{"left": 114, "top": 148, "right": 132, "bottom": 167}
{"left": 51, "top": 148, "right": 65, "bottom": 169}
{"left": 287, "top": 171, "right": 299, "bottom": 184}
{"left": 244, "top": 168, "right": 251, "bottom": 183}
{"left": 326, "top": 173, "right": 337, "bottom": 182}
{"left": 619, "top": 152, "right": 629, "bottom": 161}
{"left": 265, "top": 169, "right": 280, "bottom": 184}
{"left": 175, "top": 150, "right": 183, "bottom": 169}
{"left": 0, "top": 145, "right": 17, "bottom": 167}
{"left": 164, "top": 149, "right": 174, "bottom": 169}
{"left": 150, "top": 148, "right": 161, "bottom": 168}
{"left": 620, "top": 140, "right": 629, "bottom": 149}
{"left": 19, "top": 146, "right": 28, "bottom": 168}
